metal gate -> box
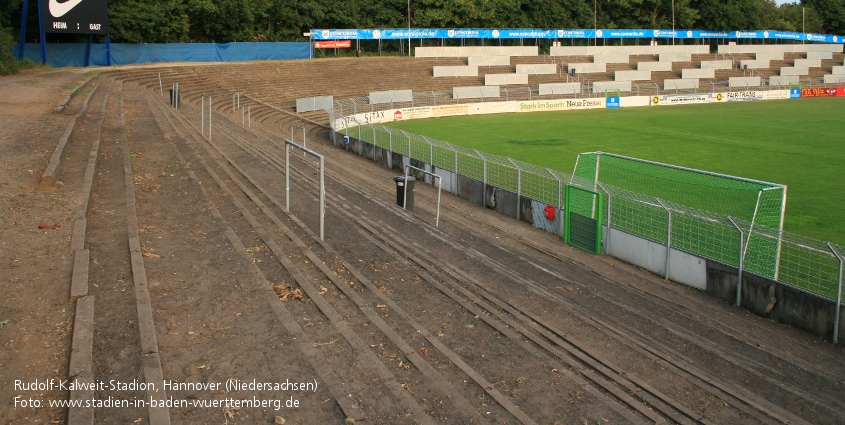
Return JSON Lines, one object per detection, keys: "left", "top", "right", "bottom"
{"left": 564, "top": 185, "right": 603, "bottom": 254}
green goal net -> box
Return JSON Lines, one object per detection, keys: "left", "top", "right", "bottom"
{"left": 572, "top": 152, "right": 786, "bottom": 279}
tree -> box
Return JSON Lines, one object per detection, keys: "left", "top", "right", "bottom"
{"left": 801, "top": 0, "right": 845, "bottom": 34}
{"left": 109, "top": 0, "right": 190, "bottom": 43}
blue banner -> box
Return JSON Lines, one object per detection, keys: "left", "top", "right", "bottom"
{"left": 12, "top": 42, "right": 310, "bottom": 68}
{"left": 311, "top": 28, "right": 844, "bottom": 44}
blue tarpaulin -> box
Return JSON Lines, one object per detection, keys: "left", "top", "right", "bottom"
{"left": 12, "top": 41, "right": 310, "bottom": 68}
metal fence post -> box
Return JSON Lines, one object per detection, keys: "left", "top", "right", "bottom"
{"left": 657, "top": 199, "right": 672, "bottom": 280}
{"left": 548, "top": 169, "right": 563, "bottom": 236}
{"left": 728, "top": 217, "right": 746, "bottom": 307}
{"left": 201, "top": 95, "right": 212, "bottom": 142}
{"left": 829, "top": 243, "right": 844, "bottom": 343}
{"left": 597, "top": 182, "right": 611, "bottom": 254}
{"left": 452, "top": 145, "right": 459, "bottom": 195}
{"left": 508, "top": 158, "right": 521, "bottom": 221}
{"left": 476, "top": 149, "right": 488, "bottom": 204}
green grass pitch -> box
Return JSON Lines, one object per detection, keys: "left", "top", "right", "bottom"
{"left": 386, "top": 97, "right": 845, "bottom": 245}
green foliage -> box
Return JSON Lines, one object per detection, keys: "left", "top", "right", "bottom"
{"left": 3, "top": 0, "right": 845, "bottom": 44}
{"left": 1, "top": 27, "right": 20, "bottom": 75}
{"left": 801, "top": 0, "right": 845, "bottom": 34}
{"left": 109, "top": 0, "right": 190, "bottom": 43}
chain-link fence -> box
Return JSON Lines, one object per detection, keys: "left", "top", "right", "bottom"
{"left": 337, "top": 121, "right": 844, "bottom": 305}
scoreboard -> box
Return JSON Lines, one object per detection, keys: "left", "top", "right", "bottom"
{"left": 41, "top": 0, "right": 109, "bottom": 34}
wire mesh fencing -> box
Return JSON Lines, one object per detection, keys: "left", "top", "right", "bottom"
{"left": 337, "top": 121, "right": 844, "bottom": 304}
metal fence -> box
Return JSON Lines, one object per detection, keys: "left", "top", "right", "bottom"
{"left": 337, "top": 121, "right": 844, "bottom": 306}
{"left": 333, "top": 77, "right": 837, "bottom": 116}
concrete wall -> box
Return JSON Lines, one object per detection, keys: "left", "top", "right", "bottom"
{"left": 638, "top": 61, "right": 673, "bottom": 71}
{"left": 832, "top": 66, "right": 845, "bottom": 74}
{"left": 663, "top": 79, "right": 699, "bottom": 90}
{"left": 794, "top": 58, "right": 822, "bottom": 68}
{"left": 728, "top": 76, "right": 762, "bottom": 88}
{"left": 605, "top": 228, "right": 707, "bottom": 290}
{"left": 567, "top": 63, "right": 607, "bottom": 73}
{"left": 433, "top": 65, "right": 479, "bottom": 77}
{"left": 824, "top": 74, "right": 845, "bottom": 84}
{"left": 538, "top": 82, "right": 581, "bottom": 95}
{"left": 718, "top": 44, "right": 843, "bottom": 54}
{"left": 756, "top": 52, "right": 785, "bottom": 61}
{"left": 740, "top": 59, "right": 770, "bottom": 69}
{"left": 417, "top": 46, "right": 538, "bottom": 58}
{"left": 615, "top": 70, "right": 652, "bottom": 81}
{"left": 453, "top": 85, "right": 500, "bottom": 99}
{"left": 706, "top": 261, "right": 845, "bottom": 340}
{"left": 660, "top": 53, "right": 691, "bottom": 62}
{"left": 780, "top": 66, "right": 809, "bottom": 76}
{"left": 593, "top": 80, "right": 632, "bottom": 93}
{"left": 701, "top": 60, "right": 733, "bottom": 70}
{"left": 369, "top": 89, "right": 413, "bottom": 104}
{"left": 682, "top": 68, "right": 715, "bottom": 79}
{"left": 807, "top": 51, "right": 833, "bottom": 60}
{"left": 468, "top": 55, "right": 511, "bottom": 66}
{"left": 551, "top": 45, "right": 708, "bottom": 56}
{"left": 769, "top": 75, "right": 800, "bottom": 86}
{"left": 516, "top": 64, "right": 557, "bottom": 75}
{"left": 593, "top": 54, "right": 630, "bottom": 64}
{"left": 485, "top": 73, "right": 529, "bottom": 86}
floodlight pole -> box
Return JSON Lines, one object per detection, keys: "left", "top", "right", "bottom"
{"left": 407, "top": 0, "right": 411, "bottom": 56}
{"left": 594, "top": 0, "right": 597, "bottom": 46}
{"left": 672, "top": 0, "right": 675, "bottom": 45}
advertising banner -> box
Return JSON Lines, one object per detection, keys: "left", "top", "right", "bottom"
{"left": 312, "top": 28, "right": 845, "bottom": 43}
{"left": 467, "top": 102, "right": 516, "bottom": 115}
{"left": 517, "top": 99, "right": 604, "bottom": 113}
{"left": 801, "top": 88, "right": 838, "bottom": 97}
{"left": 838, "top": 87, "right": 845, "bottom": 97}
{"left": 606, "top": 96, "right": 620, "bottom": 109}
{"left": 715, "top": 91, "right": 764, "bottom": 102}
{"left": 314, "top": 40, "right": 351, "bottom": 48}
{"left": 41, "top": 0, "right": 109, "bottom": 34}
{"left": 651, "top": 94, "right": 713, "bottom": 106}
{"left": 763, "top": 90, "right": 791, "bottom": 100}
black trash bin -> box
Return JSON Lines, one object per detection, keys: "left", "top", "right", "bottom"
{"left": 393, "top": 176, "right": 416, "bottom": 210}
{"left": 168, "top": 88, "right": 180, "bottom": 107}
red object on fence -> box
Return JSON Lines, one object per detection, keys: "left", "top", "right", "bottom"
{"left": 544, "top": 205, "right": 556, "bottom": 221}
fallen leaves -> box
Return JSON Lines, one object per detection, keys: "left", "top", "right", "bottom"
{"left": 141, "top": 245, "right": 161, "bottom": 259}
{"left": 273, "top": 285, "right": 303, "bottom": 302}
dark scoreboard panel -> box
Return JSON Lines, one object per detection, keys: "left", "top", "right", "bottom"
{"left": 41, "top": 0, "right": 109, "bottom": 34}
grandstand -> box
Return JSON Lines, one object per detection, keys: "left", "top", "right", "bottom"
{"left": 13, "top": 29, "right": 845, "bottom": 424}
{"left": 164, "top": 44, "right": 845, "bottom": 125}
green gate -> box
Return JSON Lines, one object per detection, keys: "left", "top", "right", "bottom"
{"left": 564, "top": 185, "right": 604, "bottom": 254}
